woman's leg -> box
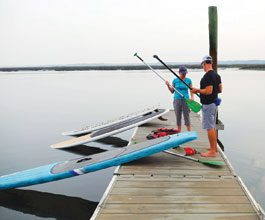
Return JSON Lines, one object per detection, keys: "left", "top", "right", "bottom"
{"left": 183, "top": 99, "right": 191, "bottom": 131}
{"left": 173, "top": 99, "right": 182, "bottom": 132}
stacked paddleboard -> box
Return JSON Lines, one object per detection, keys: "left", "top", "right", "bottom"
{"left": 62, "top": 107, "right": 161, "bottom": 136}
{"left": 51, "top": 108, "right": 169, "bottom": 149}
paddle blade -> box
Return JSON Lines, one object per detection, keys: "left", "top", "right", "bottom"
{"left": 185, "top": 99, "right": 202, "bottom": 113}
{"left": 199, "top": 159, "right": 225, "bottom": 166}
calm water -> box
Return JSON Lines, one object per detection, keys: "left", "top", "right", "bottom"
{"left": 0, "top": 69, "right": 264, "bottom": 219}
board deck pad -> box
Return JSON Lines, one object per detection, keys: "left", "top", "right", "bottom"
{"left": 62, "top": 107, "right": 158, "bottom": 136}
{"left": 51, "top": 109, "right": 169, "bottom": 149}
{"left": 0, "top": 132, "right": 197, "bottom": 190}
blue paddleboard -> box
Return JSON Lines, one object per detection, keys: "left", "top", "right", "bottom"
{"left": 0, "top": 132, "right": 197, "bottom": 190}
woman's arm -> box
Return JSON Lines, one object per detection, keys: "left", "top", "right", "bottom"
{"left": 166, "top": 81, "right": 174, "bottom": 94}
{"left": 189, "top": 83, "right": 194, "bottom": 100}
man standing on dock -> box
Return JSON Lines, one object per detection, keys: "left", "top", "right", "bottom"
{"left": 191, "top": 56, "right": 222, "bottom": 157}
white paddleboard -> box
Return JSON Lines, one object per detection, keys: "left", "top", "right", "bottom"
{"left": 51, "top": 109, "right": 169, "bottom": 149}
{"left": 62, "top": 107, "right": 159, "bottom": 136}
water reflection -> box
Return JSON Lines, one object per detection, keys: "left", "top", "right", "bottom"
{"left": 60, "top": 145, "right": 106, "bottom": 156}
{"left": 0, "top": 189, "right": 98, "bottom": 220}
{"left": 96, "top": 136, "right": 129, "bottom": 147}
{"left": 59, "top": 136, "right": 128, "bottom": 156}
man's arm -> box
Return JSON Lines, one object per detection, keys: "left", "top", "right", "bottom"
{"left": 218, "top": 83, "right": 222, "bottom": 93}
{"left": 191, "top": 85, "right": 213, "bottom": 95}
{"left": 199, "top": 85, "right": 213, "bottom": 95}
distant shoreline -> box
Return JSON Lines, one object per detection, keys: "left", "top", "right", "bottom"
{"left": 0, "top": 64, "right": 265, "bottom": 72}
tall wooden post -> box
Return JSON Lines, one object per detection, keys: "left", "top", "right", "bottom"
{"left": 208, "top": 6, "right": 218, "bottom": 71}
{"left": 208, "top": 6, "right": 224, "bottom": 151}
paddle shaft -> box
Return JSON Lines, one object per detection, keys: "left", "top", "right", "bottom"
{"left": 164, "top": 150, "right": 199, "bottom": 162}
{"left": 164, "top": 150, "right": 225, "bottom": 166}
{"left": 134, "top": 54, "right": 184, "bottom": 98}
{"left": 153, "top": 55, "right": 200, "bottom": 98}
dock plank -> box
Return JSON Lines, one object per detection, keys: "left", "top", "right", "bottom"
{"left": 107, "top": 195, "right": 249, "bottom": 204}
{"left": 114, "top": 179, "right": 240, "bottom": 188}
{"left": 110, "top": 187, "right": 245, "bottom": 196}
{"left": 116, "top": 169, "right": 232, "bottom": 176}
{"left": 99, "top": 214, "right": 260, "bottom": 220}
{"left": 101, "top": 203, "right": 255, "bottom": 214}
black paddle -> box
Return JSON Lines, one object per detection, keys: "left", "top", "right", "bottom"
{"left": 134, "top": 53, "right": 202, "bottom": 113}
{"left": 153, "top": 55, "right": 200, "bottom": 98}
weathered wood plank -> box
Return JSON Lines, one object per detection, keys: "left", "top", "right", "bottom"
{"left": 116, "top": 176, "right": 236, "bottom": 181}
{"left": 98, "top": 213, "right": 260, "bottom": 220}
{"left": 101, "top": 203, "right": 255, "bottom": 214}
{"left": 121, "top": 164, "right": 229, "bottom": 170}
{"left": 119, "top": 163, "right": 229, "bottom": 170}
{"left": 114, "top": 179, "right": 240, "bottom": 188}
{"left": 110, "top": 187, "right": 244, "bottom": 196}
{"left": 107, "top": 195, "right": 249, "bottom": 204}
{"left": 117, "top": 168, "right": 232, "bottom": 176}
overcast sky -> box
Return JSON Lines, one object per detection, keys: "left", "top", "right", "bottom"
{"left": 0, "top": 0, "right": 264, "bottom": 66}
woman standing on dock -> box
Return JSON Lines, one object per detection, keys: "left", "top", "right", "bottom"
{"left": 166, "top": 66, "right": 194, "bottom": 132}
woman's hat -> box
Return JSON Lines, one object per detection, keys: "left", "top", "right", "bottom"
{"left": 179, "top": 65, "right": 188, "bottom": 74}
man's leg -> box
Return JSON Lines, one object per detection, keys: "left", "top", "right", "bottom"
{"left": 207, "top": 128, "right": 218, "bottom": 152}
{"left": 201, "top": 104, "right": 218, "bottom": 157}
{"left": 203, "top": 128, "right": 217, "bottom": 156}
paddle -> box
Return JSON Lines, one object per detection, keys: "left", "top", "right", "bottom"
{"left": 164, "top": 150, "right": 225, "bottom": 166}
{"left": 153, "top": 55, "right": 200, "bottom": 98}
{"left": 134, "top": 53, "right": 202, "bottom": 113}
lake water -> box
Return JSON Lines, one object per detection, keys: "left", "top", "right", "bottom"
{"left": 0, "top": 68, "right": 264, "bottom": 219}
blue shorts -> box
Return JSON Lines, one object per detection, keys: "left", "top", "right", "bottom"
{"left": 202, "top": 103, "right": 217, "bottom": 130}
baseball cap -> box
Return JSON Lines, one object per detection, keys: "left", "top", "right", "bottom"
{"left": 201, "top": 55, "right": 212, "bottom": 65}
{"left": 179, "top": 65, "right": 188, "bottom": 74}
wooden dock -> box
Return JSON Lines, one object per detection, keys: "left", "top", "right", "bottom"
{"left": 91, "top": 110, "right": 265, "bottom": 220}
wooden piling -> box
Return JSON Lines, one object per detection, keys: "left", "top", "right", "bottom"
{"left": 209, "top": 6, "right": 224, "bottom": 151}
{"left": 208, "top": 6, "right": 218, "bottom": 72}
